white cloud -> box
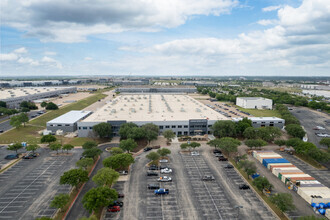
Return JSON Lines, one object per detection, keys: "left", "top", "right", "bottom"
{"left": 17, "top": 57, "right": 39, "bottom": 66}
{"left": 44, "top": 51, "right": 57, "bottom": 56}
{"left": 41, "top": 56, "right": 62, "bottom": 69}
{"left": 14, "top": 47, "right": 28, "bottom": 54}
{"left": 257, "top": 19, "right": 277, "bottom": 26}
{"left": 0, "top": 53, "right": 18, "bottom": 61}
{"left": 262, "top": 5, "right": 282, "bottom": 12}
{"left": 2, "top": 0, "right": 238, "bottom": 43}
{"left": 84, "top": 57, "right": 93, "bottom": 60}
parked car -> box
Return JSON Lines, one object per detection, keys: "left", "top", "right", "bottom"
{"left": 110, "top": 201, "right": 123, "bottom": 207}
{"left": 108, "top": 206, "right": 120, "bottom": 212}
{"left": 159, "top": 159, "right": 168, "bottom": 163}
{"left": 213, "top": 149, "right": 222, "bottom": 154}
{"left": 202, "top": 175, "right": 215, "bottom": 181}
{"left": 154, "top": 188, "right": 169, "bottom": 195}
{"left": 214, "top": 153, "right": 223, "bottom": 157}
{"left": 149, "top": 165, "right": 159, "bottom": 170}
{"left": 147, "top": 171, "right": 158, "bottom": 176}
{"left": 157, "top": 176, "right": 172, "bottom": 182}
{"left": 160, "top": 168, "right": 172, "bottom": 174}
{"left": 144, "top": 147, "right": 153, "bottom": 152}
{"left": 118, "top": 193, "right": 125, "bottom": 198}
{"left": 147, "top": 184, "right": 160, "bottom": 189}
{"left": 5, "top": 154, "right": 19, "bottom": 160}
{"left": 218, "top": 156, "right": 228, "bottom": 161}
{"left": 160, "top": 165, "right": 170, "bottom": 170}
{"left": 239, "top": 184, "right": 250, "bottom": 190}
{"left": 119, "top": 170, "right": 128, "bottom": 175}
{"left": 224, "top": 164, "right": 234, "bottom": 169}
{"left": 23, "top": 154, "right": 34, "bottom": 159}
{"left": 191, "top": 151, "right": 200, "bottom": 156}
{"left": 0, "top": 130, "right": 3, "bottom": 133}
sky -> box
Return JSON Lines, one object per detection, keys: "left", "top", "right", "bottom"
{"left": 0, "top": 0, "right": 330, "bottom": 77}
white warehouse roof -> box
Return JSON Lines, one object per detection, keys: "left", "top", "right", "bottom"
{"left": 237, "top": 97, "right": 272, "bottom": 101}
{"left": 232, "top": 117, "right": 284, "bottom": 122}
{"left": 82, "top": 94, "right": 228, "bottom": 122}
{"left": 48, "top": 110, "right": 92, "bottom": 124}
{"left": 0, "top": 87, "right": 75, "bottom": 100}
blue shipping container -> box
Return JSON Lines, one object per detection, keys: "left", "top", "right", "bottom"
{"left": 262, "top": 158, "right": 290, "bottom": 168}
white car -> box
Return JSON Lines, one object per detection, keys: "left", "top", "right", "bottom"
{"left": 316, "top": 126, "right": 325, "bottom": 130}
{"left": 160, "top": 168, "right": 172, "bottom": 173}
{"left": 159, "top": 159, "right": 168, "bottom": 163}
{"left": 191, "top": 151, "right": 200, "bottom": 156}
{"left": 157, "top": 176, "right": 172, "bottom": 182}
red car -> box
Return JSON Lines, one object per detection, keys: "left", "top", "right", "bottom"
{"left": 118, "top": 193, "right": 125, "bottom": 198}
{"left": 108, "top": 206, "right": 120, "bottom": 212}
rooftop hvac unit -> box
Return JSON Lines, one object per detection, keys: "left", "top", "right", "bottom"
{"left": 196, "top": 108, "right": 201, "bottom": 112}
{"left": 180, "top": 108, "right": 185, "bottom": 112}
{"left": 111, "top": 109, "right": 116, "bottom": 113}
{"left": 140, "top": 107, "right": 142, "bottom": 110}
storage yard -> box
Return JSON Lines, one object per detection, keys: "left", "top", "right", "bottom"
{"left": 253, "top": 150, "right": 330, "bottom": 217}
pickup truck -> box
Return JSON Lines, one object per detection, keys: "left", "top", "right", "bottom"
{"left": 154, "top": 188, "right": 169, "bottom": 195}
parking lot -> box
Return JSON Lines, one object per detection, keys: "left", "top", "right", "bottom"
{"left": 122, "top": 144, "right": 276, "bottom": 220}
{"left": 290, "top": 107, "right": 330, "bottom": 149}
{"left": 0, "top": 148, "right": 82, "bottom": 220}
{"left": 103, "top": 181, "right": 125, "bottom": 220}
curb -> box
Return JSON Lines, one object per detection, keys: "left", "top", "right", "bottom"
{"left": 61, "top": 155, "right": 101, "bottom": 220}
{"left": 232, "top": 162, "right": 281, "bottom": 220}
{"left": 0, "top": 157, "right": 22, "bottom": 174}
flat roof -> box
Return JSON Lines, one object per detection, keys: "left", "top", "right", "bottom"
{"left": 0, "top": 87, "right": 75, "bottom": 100}
{"left": 237, "top": 97, "right": 272, "bottom": 101}
{"left": 83, "top": 94, "right": 227, "bottom": 122}
{"left": 48, "top": 110, "right": 92, "bottom": 124}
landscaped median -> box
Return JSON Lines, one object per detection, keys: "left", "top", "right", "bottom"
{"left": 230, "top": 158, "right": 288, "bottom": 220}
{"left": 0, "top": 92, "right": 107, "bottom": 145}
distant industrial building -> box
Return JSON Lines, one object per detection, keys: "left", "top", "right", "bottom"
{"left": 0, "top": 80, "right": 82, "bottom": 87}
{"left": 115, "top": 86, "right": 196, "bottom": 93}
{"left": 47, "top": 110, "right": 92, "bottom": 132}
{"left": 77, "top": 94, "right": 227, "bottom": 137}
{"left": 181, "top": 81, "right": 218, "bottom": 87}
{"left": 0, "top": 87, "right": 77, "bottom": 108}
{"left": 112, "top": 79, "right": 149, "bottom": 86}
{"left": 236, "top": 97, "right": 273, "bottom": 110}
{"left": 232, "top": 117, "right": 285, "bottom": 129}
{"left": 301, "top": 84, "right": 330, "bottom": 91}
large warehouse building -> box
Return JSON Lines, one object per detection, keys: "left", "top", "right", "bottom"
{"left": 77, "top": 94, "right": 227, "bottom": 137}
{"left": 115, "top": 86, "right": 197, "bottom": 93}
{"left": 47, "top": 110, "right": 92, "bottom": 132}
{"left": 236, "top": 97, "right": 273, "bottom": 110}
{"left": 0, "top": 87, "right": 76, "bottom": 108}
{"left": 232, "top": 117, "right": 285, "bottom": 128}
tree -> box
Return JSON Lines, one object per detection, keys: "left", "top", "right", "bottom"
{"left": 163, "top": 130, "right": 175, "bottom": 143}
{"left": 243, "top": 127, "right": 258, "bottom": 139}
{"left": 46, "top": 102, "right": 59, "bottom": 110}
{"left": 235, "top": 118, "right": 252, "bottom": 136}
{"left": 217, "top": 137, "right": 241, "bottom": 157}
{"left": 212, "top": 120, "right": 236, "bottom": 137}
{"left": 274, "top": 140, "right": 286, "bottom": 146}
{"left": 190, "top": 142, "right": 201, "bottom": 150}
{"left": 62, "top": 144, "right": 74, "bottom": 153}
{"left": 109, "top": 147, "right": 124, "bottom": 155}
{"left": 157, "top": 148, "right": 171, "bottom": 157}
{"left": 146, "top": 152, "right": 160, "bottom": 163}
{"left": 295, "top": 142, "right": 316, "bottom": 155}
{"left": 82, "top": 141, "right": 98, "bottom": 150}
{"left": 21, "top": 107, "right": 30, "bottom": 112}
{"left": 103, "top": 153, "right": 134, "bottom": 170}
{"left": 257, "top": 127, "right": 281, "bottom": 142}
{"left": 79, "top": 215, "right": 98, "bottom": 220}
{"left": 50, "top": 193, "right": 70, "bottom": 211}
{"left": 207, "top": 139, "right": 222, "bottom": 149}
{"left": 82, "top": 148, "right": 102, "bottom": 159}
{"left": 245, "top": 139, "right": 267, "bottom": 149}
{"left": 26, "top": 144, "right": 39, "bottom": 153}
{"left": 142, "top": 123, "right": 159, "bottom": 145}
{"left": 0, "top": 101, "right": 6, "bottom": 108}
{"left": 49, "top": 143, "right": 61, "bottom": 154}
{"left": 76, "top": 158, "right": 94, "bottom": 170}
{"left": 60, "top": 169, "right": 89, "bottom": 188}
{"left": 41, "top": 134, "right": 57, "bottom": 145}
{"left": 253, "top": 176, "right": 273, "bottom": 191}
{"left": 270, "top": 193, "right": 295, "bottom": 212}
{"left": 119, "top": 138, "right": 138, "bottom": 153}
{"left": 41, "top": 101, "right": 48, "bottom": 108}
{"left": 8, "top": 143, "right": 23, "bottom": 154}
{"left": 238, "top": 160, "right": 257, "bottom": 178}
{"left": 119, "top": 122, "right": 138, "bottom": 139}
{"left": 180, "top": 143, "right": 190, "bottom": 150}
{"left": 127, "top": 127, "right": 146, "bottom": 140}
{"left": 92, "top": 167, "right": 119, "bottom": 187}
{"left": 286, "top": 138, "right": 303, "bottom": 148}
{"left": 93, "top": 122, "right": 112, "bottom": 138}
{"left": 19, "top": 113, "right": 29, "bottom": 127}
{"left": 82, "top": 187, "right": 118, "bottom": 213}
{"left": 10, "top": 115, "right": 22, "bottom": 129}
{"left": 320, "top": 138, "right": 330, "bottom": 148}
{"left": 285, "top": 124, "right": 305, "bottom": 139}
{"left": 20, "top": 101, "right": 37, "bottom": 110}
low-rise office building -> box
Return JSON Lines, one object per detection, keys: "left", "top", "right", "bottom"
{"left": 47, "top": 110, "right": 92, "bottom": 132}
{"left": 0, "top": 87, "right": 77, "bottom": 108}
{"left": 77, "top": 94, "right": 227, "bottom": 137}
{"left": 236, "top": 97, "right": 273, "bottom": 110}
{"left": 232, "top": 117, "right": 285, "bottom": 129}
